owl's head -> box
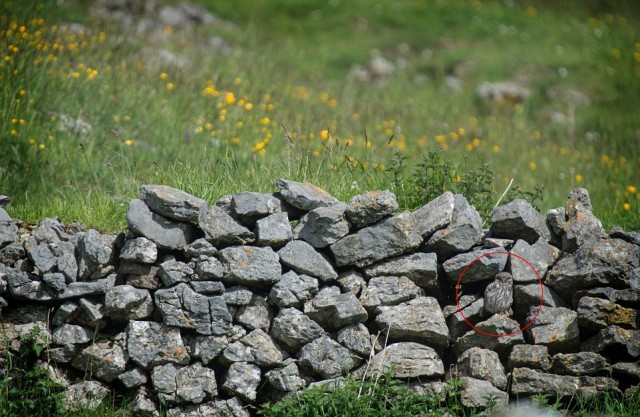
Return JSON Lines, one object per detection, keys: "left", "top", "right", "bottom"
{"left": 495, "top": 272, "right": 513, "bottom": 282}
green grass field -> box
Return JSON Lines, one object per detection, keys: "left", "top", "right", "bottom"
{"left": 1, "top": 0, "right": 639, "bottom": 231}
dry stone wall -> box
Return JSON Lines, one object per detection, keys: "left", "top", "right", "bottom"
{"left": 1, "top": 181, "right": 639, "bottom": 416}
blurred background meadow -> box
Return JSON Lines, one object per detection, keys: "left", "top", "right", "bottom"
{"left": 1, "top": 0, "right": 638, "bottom": 232}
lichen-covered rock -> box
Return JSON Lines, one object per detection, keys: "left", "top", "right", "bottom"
{"left": 120, "top": 237, "right": 158, "bottom": 264}
{"left": 140, "top": 184, "right": 207, "bottom": 224}
{"left": 72, "top": 337, "right": 128, "bottom": 382}
{"left": 453, "top": 347, "right": 507, "bottom": 389}
{"left": 513, "top": 283, "right": 568, "bottom": 317}
{"left": 454, "top": 315, "right": 524, "bottom": 357}
{"left": 577, "top": 296, "right": 637, "bottom": 331}
{"left": 526, "top": 307, "right": 580, "bottom": 354}
{"left": 337, "top": 270, "right": 366, "bottom": 296}
{"left": 562, "top": 188, "right": 605, "bottom": 252}
{"left": 235, "top": 295, "right": 272, "bottom": 332}
{"left": 255, "top": 212, "right": 293, "bottom": 247}
{"left": 105, "top": 285, "right": 153, "bottom": 321}
{"left": 552, "top": 352, "right": 611, "bottom": 376}
{"left": 276, "top": 179, "right": 338, "bottom": 211}
{"left": 167, "top": 398, "right": 250, "bottom": 417}
{"left": 298, "top": 336, "right": 360, "bottom": 379}
{"left": 222, "top": 362, "right": 262, "bottom": 402}
{"left": 0, "top": 208, "right": 18, "bottom": 248}
{"left": 192, "top": 255, "right": 224, "bottom": 281}
{"left": 266, "top": 361, "right": 306, "bottom": 392}
{"left": 127, "top": 321, "right": 190, "bottom": 369}
{"left": 357, "top": 342, "right": 444, "bottom": 379}
{"left": 336, "top": 323, "right": 373, "bottom": 358}
{"left": 412, "top": 192, "right": 455, "bottom": 239}
{"left": 189, "top": 335, "right": 228, "bottom": 365}
{"left": 581, "top": 325, "right": 634, "bottom": 357}
{"left": 304, "top": 286, "right": 368, "bottom": 331}
{"left": 442, "top": 247, "right": 508, "bottom": 283}
{"left": 219, "top": 246, "right": 281, "bottom": 286}
{"left": 547, "top": 207, "right": 566, "bottom": 237}
{"left": 363, "top": 252, "right": 439, "bottom": 293}
{"left": 360, "top": 276, "right": 424, "bottom": 311}
{"left": 185, "top": 238, "right": 218, "bottom": 258}
{"left": 118, "top": 368, "right": 148, "bottom": 389}
{"left": 458, "top": 377, "right": 508, "bottom": 409}
{"left": 127, "top": 198, "right": 196, "bottom": 250}
{"left": 152, "top": 362, "right": 217, "bottom": 404}
{"left": 221, "top": 329, "right": 286, "bottom": 367}
{"left": 509, "top": 344, "right": 552, "bottom": 371}
{"left": 346, "top": 190, "right": 398, "bottom": 228}
{"left": 231, "top": 192, "right": 284, "bottom": 225}
{"left": 298, "top": 203, "right": 350, "bottom": 248}
{"left": 5, "top": 269, "right": 56, "bottom": 301}
{"left": 490, "top": 199, "right": 550, "bottom": 244}
{"left": 270, "top": 308, "right": 324, "bottom": 351}
{"left": 444, "top": 295, "right": 485, "bottom": 339}
{"left": 269, "top": 271, "right": 319, "bottom": 308}
{"left": 62, "top": 381, "right": 110, "bottom": 412}
{"left": 278, "top": 240, "right": 338, "bottom": 281}
{"left": 199, "top": 206, "right": 255, "bottom": 246}
{"left": 331, "top": 212, "right": 423, "bottom": 267}
{"left": 52, "top": 324, "right": 92, "bottom": 345}
{"left": 374, "top": 296, "right": 449, "bottom": 351}
{"left": 158, "top": 256, "right": 194, "bottom": 287}
{"left": 510, "top": 238, "right": 560, "bottom": 283}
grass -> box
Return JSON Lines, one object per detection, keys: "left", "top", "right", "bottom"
{"left": 0, "top": 0, "right": 638, "bottom": 231}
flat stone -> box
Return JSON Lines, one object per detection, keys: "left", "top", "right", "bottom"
{"left": 363, "top": 252, "right": 439, "bottom": 292}
{"left": 577, "top": 296, "right": 637, "bottom": 331}
{"left": 105, "top": 284, "right": 154, "bottom": 321}
{"left": 231, "top": 192, "right": 284, "bottom": 225}
{"left": 5, "top": 269, "right": 55, "bottom": 301}
{"left": 298, "top": 336, "right": 360, "bottom": 379}
{"left": 304, "top": 286, "right": 368, "bottom": 331}
{"left": 189, "top": 280, "right": 224, "bottom": 294}
{"left": 454, "top": 315, "right": 524, "bottom": 357}
{"left": 222, "top": 329, "right": 286, "bottom": 367}
{"left": 76, "top": 229, "right": 118, "bottom": 280}
{"left": 127, "top": 198, "right": 196, "bottom": 250}
{"left": 71, "top": 337, "right": 128, "bottom": 382}
{"left": 298, "top": 203, "right": 350, "bottom": 248}
{"left": 346, "top": 190, "right": 398, "bottom": 228}
{"left": 223, "top": 286, "right": 253, "bottom": 306}
{"left": 222, "top": 362, "right": 262, "bottom": 402}
{"left": 27, "top": 242, "right": 57, "bottom": 273}
{"left": 118, "top": 368, "right": 148, "bottom": 389}
{"left": 424, "top": 194, "right": 483, "bottom": 259}
{"left": 152, "top": 362, "right": 217, "bottom": 404}
{"left": 198, "top": 206, "right": 255, "bottom": 246}
{"left": 442, "top": 247, "right": 508, "bottom": 283}
{"left": 269, "top": 271, "right": 319, "bottom": 308}
{"left": 166, "top": 398, "right": 250, "bottom": 417}
{"left": 581, "top": 325, "right": 634, "bottom": 358}
{"left": 219, "top": 245, "right": 281, "bottom": 286}
{"left": 357, "top": 342, "right": 444, "bottom": 379}
{"left": 360, "top": 276, "right": 424, "bottom": 311}
{"left": 276, "top": 179, "right": 339, "bottom": 211}
{"left": 270, "top": 308, "right": 324, "bottom": 352}
{"left": 127, "top": 321, "right": 190, "bottom": 370}
{"left": 510, "top": 238, "right": 560, "bottom": 283}
{"left": 140, "top": 184, "right": 207, "bottom": 223}
{"left": 453, "top": 347, "right": 507, "bottom": 389}
{"left": 491, "top": 199, "right": 550, "bottom": 244}
{"left": 256, "top": 212, "right": 293, "bottom": 247}
{"left": 52, "top": 324, "right": 92, "bottom": 345}
{"left": 120, "top": 237, "right": 157, "bottom": 264}
{"left": 331, "top": 212, "right": 423, "bottom": 268}
{"left": 58, "top": 274, "right": 116, "bottom": 299}
{"left": 509, "top": 344, "right": 552, "bottom": 371}
{"left": 552, "top": 352, "right": 611, "bottom": 376}
{"left": 511, "top": 367, "right": 579, "bottom": 397}
{"left": 413, "top": 191, "right": 455, "bottom": 238}
{"left": 374, "top": 296, "right": 449, "bottom": 351}
{"left": 279, "top": 240, "right": 337, "bottom": 281}
{"left": 458, "top": 377, "right": 508, "bottom": 409}
{"left": 526, "top": 306, "right": 580, "bottom": 354}
{"left": 63, "top": 381, "right": 109, "bottom": 412}
{"left": 78, "top": 297, "right": 105, "bottom": 324}
{"left": 185, "top": 238, "right": 218, "bottom": 258}
{"left": 513, "top": 283, "right": 568, "bottom": 317}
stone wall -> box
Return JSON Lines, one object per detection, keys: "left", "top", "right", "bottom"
{"left": 0, "top": 180, "right": 638, "bottom": 416}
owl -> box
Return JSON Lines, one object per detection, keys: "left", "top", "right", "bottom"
{"left": 484, "top": 271, "right": 513, "bottom": 315}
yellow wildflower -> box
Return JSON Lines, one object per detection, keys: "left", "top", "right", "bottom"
{"left": 627, "top": 185, "right": 636, "bottom": 194}
{"left": 623, "top": 203, "right": 631, "bottom": 211}
{"left": 260, "top": 117, "right": 270, "bottom": 125}
{"left": 166, "top": 82, "right": 174, "bottom": 90}
{"left": 492, "top": 145, "right": 500, "bottom": 153}
{"left": 575, "top": 174, "right": 583, "bottom": 183}
{"left": 528, "top": 162, "right": 537, "bottom": 170}
{"left": 38, "top": 143, "right": 45, "bottom": 150}
{"left": 29, "top": 138, "right": 36, "bottom": 145}
{"left": 124, "top": 139, "right": 134, "bottom": 146}
{"left": 225, "top": 92, "right": 235, "bottom": 104}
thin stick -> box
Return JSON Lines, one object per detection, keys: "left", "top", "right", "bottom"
{"left": 485, "top": 177, "right": 514, "bottom": 226}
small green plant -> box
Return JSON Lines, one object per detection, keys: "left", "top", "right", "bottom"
{"left": 0, "top": 326, "right": 65, "bottom": 417}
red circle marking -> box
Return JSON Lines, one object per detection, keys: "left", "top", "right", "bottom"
{"left": 455, "top": 251, "right": 543, "bottom": 338}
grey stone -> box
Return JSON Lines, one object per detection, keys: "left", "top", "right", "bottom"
{"left": 444, "top": 295, "right": 485, "bottom": 340}
{"left": 573, "top": 286, "right": 640, "bottom": 309}
{"left": 190, "top": 280, "right": 224, "bottom": 294}
{"left": 511, "top": 367, "right": 579, "bottom": 397}
{"left": 167, "top": 398, "right": 249, "bottom": 417}
{"left": 552, "top": 352, "right": 611, "bottom": 376}
{"left": 72, "top": 337, "right": 128, "bottom": 382}
{"left": 0, "top": 208, "right": 18, "bottom": 248}
{"left": 123, "top": 263, "right": 161, "bottom": 290}
{"left": 547, "top": 207, "right": 566, "bottom": 237}
{"left": 490, "top": 199, "right": 550, "bottom": 244}
{"left": 0, "top": 195, "right": 9, "bottom": 208}
{"left": 269, "top": 271, "right": 319, "bottom": 308}
{"left": 62, "top": 381, "right": 109, "bottom": 412}
{"left": 52, "top": 301, "right": 79, "bottom": 326}
{"left": 256, "top": 212, "right": 293, "bottom": 247}
{"left": 222, "top": 362, "right": 262, "bottom": 402}
{"left": 526, "top": 307, "right": 580, "bottom": 354}
{"left": 58, "top": 274, "right": 116, "bottom": 299}
{"left": 189, "top": 335, "right": 228, "bottom": 365}
{"left": 424, "top": 194, "right": 483, "bottom": 258}
{"left": 185, "top": 238, "right": 218, "bottom": 258}
{"left": 48, "top": 344, "right": 82, "bottom": 364}
{"left": 510, "top": 238, "right": 560, "bottom": 283}
{"left": 140, "top": 184, "right": 207, "bottom": 223}
{"left": 331, "top": 212, "right": 423, "bottom": 268}
{"left": 513, "top": 283, "right": 568, "bottom": 317}
{"left": 127, "top": 198, "right": 196, "bottom": 250}
{"left": 236, "top": 295, "right": 272, "bottom": 332}
{"left": 442, "top": 247, "right": 508, "bottom": 283}
{"left": 509, "top": 344, "right": 552, "bottom": 371}
{"left": 363, "top": 252, "right": 439, "bottom": 292}
{"left": 199, "top": 205, "right": 255, "bottom": 246}
{"left": 120, "top": 237, "right": 157, "bottom": 263}
{"left": 270, "top": 308, "right": 324, "bottom": 352}
{"left": 483, "top": 237, "right": 515, "bottom": 249}
{"left": 610, "top": 226, "right": 640, "bottom": 246}
{"left": 304, "top": 286, "right": 368, "bottom": 330}
{"left": 266, "top": 362, "right": 306, "bottom": 392}
{"left": 581, "top": 325, "right": 634, "bottom": 356}
{"left": 105, "top": 285, "right": 153, "bottom": 321}
{"left": 458, "top": 377, "right": 508, "bottom": 409}
{"left": 193, "top": 255, "right": 224, "bottom": 281}
{"left": 629, "top": 331, "right": 640, "bottom": 357}
{"left": 223, "top": 286, "right": 253, "bottom": 305}
{"left": 337, "top": 270, "right": 366, "bottom": 296}
{"left": 578, "top": 296, "right": 637, "bottom": 331}
{"left": 336, "top": 323, "right": 373, "bottom": 357}
{"left": 155, "top": 283, "right": 231, "bottom": 335}
{"left": 5, "top": 269, "right": 55, "bottom": 301}
{"left": 152, "top": 362, "right": 217, "bottom": 404}
{"left": 223, "top": 329, "right": 286, "bottom": 367}
{"left": 78, "top": 297, "right": 105, "bottom": 323}
{"left": 346, "top": 190, "right": 398, "bottom": 228}
{"left": 219, "top": 245, "right": 281, "bottom": 286}
{"left": 562, "top": 188, "right": 605, "bottom": 252}
{"left": 0, "top": 242, "right": 25, "bottom": 265}
{"left": 454, "top": 315, "right": 524, "bottom": 357}
{"left": 546, "top": 238, "right": 639, "bottom": 299}
{"left": 407, "top": 381, "right": 447, "bottom": 400}
{"left": 358, "top": 342, "right": 444, "bottom": 379}
{"left": 612, "top": 362, "right": 640, "bottom": 381}
{"left": 127, "top": 321, "right": 190, "bottom": 369}
{"left": 298, "top": 336, "right": 359, "bottom": 379}
{"left": 76, "top": 229, "right": 117, "bottom": 280}
{"left": 231, "top": 192, "right": 284, "bottom": 224}
{"left": 413, "top": 191, "right": 455, "bottom": 238}
{"left": 298, "top": 203, "right": 350, "bottom": 248}
{"left": 360, "top": 276, "right": 424, "bottom": 311}
{"left": 28, "top": 242, "right": 57, "bottom": 273}
{"left": 131, "top": 387, "right": 159, "bottom": 416}
{"left": 52, "top": 324, "right": 92, "bottom": 345}
{"left": 158, "top": 256, "right": 194, "bottom": 287}
{"left": 452, "top": 347, "right": 507, "bottom": 389}
{"left": 279, "top": 240, "right": 337, "bottom": 281}
{"left": 32, "top": 217, "right": 72, "bottom": 243}
{"left": 276, "top": 179, "right": 338, "bottom": 211}
{"left": 374, "top": 296, "right": 449, "bottom": 351}
{"left": 118, "top": 368, "right": 148, "bottom": 389}
{"left": 43, "top": 272, "right": 67, "bottom": 293}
